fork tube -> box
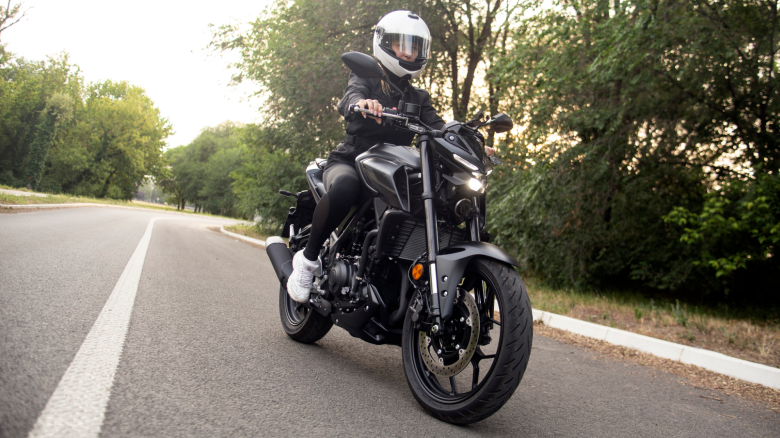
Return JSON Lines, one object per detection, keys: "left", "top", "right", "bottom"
{"left": 469, "top": 196, "right": 481, "bottom": 241}
{"left": 419, "top": 138, "right": 441, "bottom": 319}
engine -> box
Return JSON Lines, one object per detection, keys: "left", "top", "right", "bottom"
{"left": 328, "top": 258, "right": 356, "bottom": 296}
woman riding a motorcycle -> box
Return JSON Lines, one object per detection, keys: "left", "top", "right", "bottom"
{"left": 287, "top": 10, "right": 493, "bottom": 302}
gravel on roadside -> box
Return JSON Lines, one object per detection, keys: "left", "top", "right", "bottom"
{"left": 535, "top": 320, "right": 780, "bottom": 412}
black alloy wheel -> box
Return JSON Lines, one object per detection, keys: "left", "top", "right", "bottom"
{"left": 283, "top": 286, "right": 310, "bottom": 326}
{"left": 278, "top": 249, "right": 332, "bottom": 344}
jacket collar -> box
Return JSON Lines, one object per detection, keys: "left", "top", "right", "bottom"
{"left": 384, "top": 69, "right": 411, "bottom": 94}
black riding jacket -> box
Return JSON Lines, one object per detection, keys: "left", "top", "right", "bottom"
{"left": 327, "top": 73, "right": 445, "bottom": 168}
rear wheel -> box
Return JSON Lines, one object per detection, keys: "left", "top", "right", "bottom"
{"left": 401, "top": 257, "right": 533, "bottom": 424}
{"left": 278, "top": 250, "right": 332, "bottom": 343}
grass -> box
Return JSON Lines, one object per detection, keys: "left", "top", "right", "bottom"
{"left": 524, "top": 277, "right": 780, "bottom": 369}
{"left": 224, "top": 224, "right": 269, "bottom": 240}
{"left": 0, "top": 184, "right": 232, "bottom": 218}
{"left": 223, "top": 224, "right": 289, "bottom": 244}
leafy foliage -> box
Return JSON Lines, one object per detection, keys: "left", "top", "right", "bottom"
{"left": 210, "top": 0, "right": 526, "bottom": 230}
{"left": 0, "top": 1, "right": 27, "bottom": 52}
{"left": 230, "top": 124, "right": 310, "bottom": 231}
{"left": 211, "top": 0, "right": 526, "bottom": 153}
{"left": 0, "top": 55, "right": 84, "bottom": 187}
{"left": 0, "top": 55, "right": 171, "bottom": 200}
{"left": 416, "top": 0, "right": 523, "bottom": 121}
{"left": 210, "top": 0, "right": 396, "bottom": 159}
{"left": 159, "top": 122, "right": 245, "bottom": 216}
{"left": 664, "top": 173, "right": 779, "bottom": 283}
{"left": 488, "top": 0, "right": 779, "bottom": 304}
{"left": 23, "top": 93, "right": 74, "bottom": 189}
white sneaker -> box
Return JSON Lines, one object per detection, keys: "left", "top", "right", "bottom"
{"left": 287, "top": 251, "right": 319, "bottom": 303}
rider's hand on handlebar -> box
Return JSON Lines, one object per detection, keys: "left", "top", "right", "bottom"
{"left": 357, "top": 99, "right": 383, "bottom": 124}
{"left": 484, "top": 146, "right": 496, "bottom": 156}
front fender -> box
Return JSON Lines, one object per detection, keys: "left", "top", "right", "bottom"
{"left": 434, "top": 242, "right": 519, "bottom": 321}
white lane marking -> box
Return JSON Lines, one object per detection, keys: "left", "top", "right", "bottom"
{"left": 28, "top": 218, "right": 160, "bottom": 438}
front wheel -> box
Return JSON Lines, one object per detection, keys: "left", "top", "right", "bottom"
{"left": 401, "top": 258, "right": 533, "bottom": 424}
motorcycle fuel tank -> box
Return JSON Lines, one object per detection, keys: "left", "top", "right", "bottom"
{"left": 355, "top": 143, "right": 422, "bottom": 212}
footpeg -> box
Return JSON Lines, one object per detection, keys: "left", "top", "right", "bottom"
{"left": 309, "top": 295, "right": 332, "bottom": 316}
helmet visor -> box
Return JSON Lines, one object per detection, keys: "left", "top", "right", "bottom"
{"left": 379, "top": 33, "right": 430, "bottom": 62}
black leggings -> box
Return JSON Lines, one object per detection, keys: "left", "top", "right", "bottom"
{"left": 302, "top": 163, "right": 363, "bottom": 261}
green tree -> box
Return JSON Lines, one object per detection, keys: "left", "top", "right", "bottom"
{"left": 416, "top": 0, "right": 523, "bottom": 121}
{"left": 200, "top": 146, "right": 244, "bottom": 216}
{"left": 230, "top": 124, "right": 309, "bottom": 230}
{"left": 664, "top": 173, "right": 780, "bottom": 291}
{"left": 23, "top": 93, "right": 73, "bottom": 189}
{"left": 46, "top": 80, "right": 171, "bottom": 199}
{"left": 0, "top": 0, "right": 27, "bottom": 62}
{"left": 211, "top": 0, "right": 526, "bottom": 230}
{"left": 0, "top": 55, "right": 84, "bottom": 187}
{"left": 488, "top": 0, "right": 779, "bottom": 302}
{"left": 0, "top": 1, "right": 26, "bottom": 36}
{"left": 211, "top": 0, "right": 393, "bottom": 159}
{"left": 158, "top": 147, "right": 187, "bottom": 209}
{"left": 160, "top": 121, "right": 245, "bottom": 215}
{"left": 210, "top": 0, "right": 525, "bottom": 154}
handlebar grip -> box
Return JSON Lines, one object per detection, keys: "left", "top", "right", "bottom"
{"left": 351, "top": 104, "right": 397, "bottom": 115}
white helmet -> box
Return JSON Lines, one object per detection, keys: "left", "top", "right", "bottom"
{"left": 373, "top": 11, "right": 432, "bottom": 81}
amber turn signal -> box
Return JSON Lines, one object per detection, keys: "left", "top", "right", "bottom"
{"left": 411, "top": 263, "right": 424, "bottom": 280}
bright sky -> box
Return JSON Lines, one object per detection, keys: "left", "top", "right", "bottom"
{"left": 3, "top": 0, "right": 271, "bottom": 148}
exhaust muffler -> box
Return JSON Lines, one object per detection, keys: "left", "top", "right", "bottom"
{"left": 265, "top": 236, "right": 293, "bottom": 284}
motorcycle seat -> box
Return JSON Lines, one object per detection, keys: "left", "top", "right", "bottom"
{"left": 306, "top": 159, "right": 327, "bottom": 202}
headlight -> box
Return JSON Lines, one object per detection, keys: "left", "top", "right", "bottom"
{"left": 453, "top": 153, "right": 479, "bottom": 171}
{"left": 468, "top": 178, "right": 483, "bottom": 191}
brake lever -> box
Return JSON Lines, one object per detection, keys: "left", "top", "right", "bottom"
{"left": 488, "top": 155, "right": 502, "bottom": 166}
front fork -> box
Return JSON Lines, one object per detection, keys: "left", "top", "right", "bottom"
{"left": 418, "top": 138, "right": 442, "bottom": 330}
{"left": 419, "top": 139, "right": 481, "bottom": 333}
{"left": 469, "top": 196, "right": 481, "bottom": 242}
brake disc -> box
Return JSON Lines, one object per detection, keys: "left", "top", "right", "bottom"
{"left": 418, "top": 291, "right": 480, "bottom": 377}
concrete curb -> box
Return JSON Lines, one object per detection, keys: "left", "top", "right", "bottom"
{"left": 219, "top": 226, "right": 266, "bottom": 247}
{"left": 531, "top": 308, "right": 780, "bottom": 390}
{"left": 216, "top": 229, "right": 779, "bottom": 391}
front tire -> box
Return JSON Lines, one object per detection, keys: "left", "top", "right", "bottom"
{"left": 401, "top": 258, "right": 533, "bottom": 424}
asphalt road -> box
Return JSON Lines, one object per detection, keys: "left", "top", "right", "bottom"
{"left": 1, "top": 207, "right": 778, "bottom": 437}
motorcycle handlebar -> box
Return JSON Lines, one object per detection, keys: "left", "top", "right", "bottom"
{"left": 347, "top": 105, "right": 440, "bottom": 138}
{"left": 350, "top": 104, "right": 409, "bottom": 122}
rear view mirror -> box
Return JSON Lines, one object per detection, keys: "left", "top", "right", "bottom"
{"left": 341, "top": 52, "right": 386, "bottom": 80}
{"left": 341, "top": 51, "right": 406, "bottom": 105}
{"left": 491, "top": 113, "right": 513, "bottom": 133}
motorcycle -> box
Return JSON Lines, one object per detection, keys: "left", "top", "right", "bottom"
{"left": 265, "top": 52, "right": 533, "bottom": 424}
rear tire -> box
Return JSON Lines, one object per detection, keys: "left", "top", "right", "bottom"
{"left": 401, "top": 258, "right": 533, "bottom": 424}
{"left": 278, "top": 245, "right": 332, "bottom": 343}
